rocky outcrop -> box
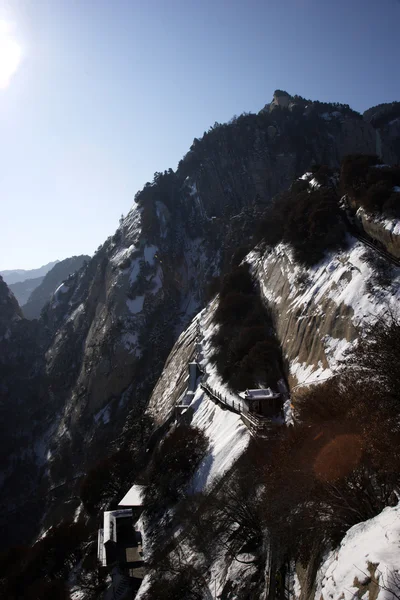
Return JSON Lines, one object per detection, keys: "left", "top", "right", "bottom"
{"left": 363, "top": 101, "right": 400, "bottom": 163}
{"left": 357, "top": 208, "right": 400, "bottom": 259}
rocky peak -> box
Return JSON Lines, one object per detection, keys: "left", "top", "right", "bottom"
{"left": 271, "top": 88, "right": 292, "bottom": 108}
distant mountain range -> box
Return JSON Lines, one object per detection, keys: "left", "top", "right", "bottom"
{"left": 21, "top": 255, "right": 90, "bottom": 319}
{"left": 8, "top": 276, "right": 45, "bottom": 305}
{"left": 1, "top": 260, "right": 58, "bottom": 285}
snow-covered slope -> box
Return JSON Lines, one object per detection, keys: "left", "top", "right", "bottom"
{"left": 249, "top": 238, "right": 400, "bottom": 389}
{"left": 316, "top": 503, "right": 400, "bottom": 600}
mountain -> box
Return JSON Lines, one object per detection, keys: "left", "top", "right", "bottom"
{"left": 1, "top": 260, "right": 58, "bottom": 285}
{"left": 8, "top": 276, "right": 44, "bottom": 306}
{"left": 363, "top": 101, "right": 400, "bottom": 161}
{"left": 21, "top": 255, "right": 90, "bottom": 320}
{"left": 1, "top": 90, "right": 400, "bottom": 599}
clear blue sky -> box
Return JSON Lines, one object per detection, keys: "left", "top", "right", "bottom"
{"left": 0, "top": 0, "right": 399, "bottom": 270}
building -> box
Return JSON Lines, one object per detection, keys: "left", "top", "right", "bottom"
{"left": 97, "top": 485, "right": 146, "bottom": 596}
{"left": 243, "top": 388, "right": 282, "bottom": 418}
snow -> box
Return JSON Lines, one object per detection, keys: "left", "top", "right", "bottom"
{"left": 188, "top": 180, "right": 198, "bottom": 196}
{"left": 156, "top": 201, "right": 168, "bottom": 238}
{"left": 126, "top": 295, "right": 144, "bottom": 314}
{"left": 110, "top": 244, "right": 136, "bottom": 267}
{"left": 249, "top": 238, "right": 400, "bottom": 389}
{"left": 129, "top": 259, "right": 141, "bottom": 284}
{"left": 144, "top": 245, "right": 158, "bottom": 265}
{"left": 290, "top": 359, "right": 331, "bottom": 387}
{"left": 309, "top": 177, "right": 321, "bottom": 189}
{"left": 293, "top": 572, "right": 302, "bottom": 599}
{"left": 190, "top": 390, "right": 250, "bottom": 492}
{"left": 121, "top": 331, "right": 140, "bottom": 355}
{"left": 357, "top": 207, "right": 400, "bottom": 237}
{"left": 316, "top": 502, "right": 400, "bottom": 600}
{"left": 94, "top": 402, "right": 111, "bottom": 425}
{"left": 54, "top": 282, "right": 69, "bottom": 295}
{"left": 323, "top": 335, "right": 353, "bottom": 370}
{"left": 286, "top": 242, "right": 400, "bottom": 329}
{"left": 184, "top": 307, "right": 250, "bottom": 492}
{"left": 119, "top": 484, "right": 146, "bottom": 507}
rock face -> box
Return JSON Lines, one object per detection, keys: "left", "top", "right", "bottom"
{"left": 357, "top": 208, "right": 400, "bottom": 258}
{"left": 0, "top": 277, "right": 48, "bottom": 547}
{"left": 1, "top": 92, "right": 400, "bottom": 549}
{"left": 22, "top": 255, "right": 90, "bottom": 319}
{"left": 363, "top": 101, "right": 400, "bottom": 163}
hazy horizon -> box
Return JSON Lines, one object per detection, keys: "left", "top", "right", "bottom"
{"left": 1, "top": 0, "right": 400, "bottom": 270}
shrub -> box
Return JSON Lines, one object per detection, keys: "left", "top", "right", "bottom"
{"left": 80, "top": 447, "right": 145, "bottom": 514}
{"left": 383, "top": 191, "right": 400, "bottom": 218}
{"left": 363, "top": 180, "right": 393, "bottom": 213}
{"left": 0, "top": 522, "right": 87, "bottom": 598}
{"left": 212, "top": 263, "right": 283, "bottom": 389}
{"left": 341, "top": 154, "right": 381, "bottom": 196}
{"left": 143, "top": 565, "right": 205, "bottom": 600}
{"left": 282, "top": 188, "right": 346, "bottom": 265}
{"left": 215, "top": 291, "right": 256, "bottom": 325}
{"left": 143, "top": 424, "right": 208, "bottom": 517}
{"left": 220, "top": 264, "right": 255, "bottom": 298}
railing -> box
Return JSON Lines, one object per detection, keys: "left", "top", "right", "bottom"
{"left": 241, "top": 410, "right": 272, "bottom": 437}
{"left": 200, "top": 382, "right": 281, "bottom": 437}
{"left": 200, "top": 382, "right": 245, "bottom": 414}
{"left": 353, "top": 231, "right": 400, "bottom": 268}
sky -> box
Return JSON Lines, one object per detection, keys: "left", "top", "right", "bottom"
{"left": 0, "top": 0, "right": 399, "bottom": 270}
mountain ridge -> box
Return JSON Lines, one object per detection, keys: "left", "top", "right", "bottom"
{"left": 1, "top": 91, "right": 400, "bottom": 600}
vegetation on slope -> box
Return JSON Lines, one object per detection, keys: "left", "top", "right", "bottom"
{"left": 341, "top": 154, "right": 400, "bottom": 217}
{"left": 211, "top": 262, "right": 284, "bottom": 390}
{"left": 141, "top": 316, "right": 400, "bottom": 599}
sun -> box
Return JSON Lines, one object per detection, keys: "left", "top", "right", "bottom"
{"left": 0, "top": 20, "right": 22, "bottom": 89}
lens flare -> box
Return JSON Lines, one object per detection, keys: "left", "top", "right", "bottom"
{"left": 314, "top": 434, "right": 363, "bottom": 482}
{"left": 0, "top": 20, "right": 22, "bottom": 89}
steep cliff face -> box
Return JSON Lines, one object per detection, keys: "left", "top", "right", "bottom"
{"left": 363, "top": 101, "right": 400, "bottom": 163}
{"left": 251, "top": 239, "right": 400, "bottom": 387}
{"left": 147, "top": 233, "right": 400, "bottom": 423}
{"left": 141, "top": 226, "right": 400, "bottom": 600}
{"left": 39, "top": 100, "right": 381, "bottom": 480}
{"left": 2, "top": 93, "right": 399, "bottom": 551}
{"left": 0, "top": 278, "right": 50, "bottom": 547}
{"left": 357, "top": 207, "right": 400, "bottom": 258}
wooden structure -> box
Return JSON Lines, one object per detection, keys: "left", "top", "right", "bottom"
{"left": 243, "top": 388, "right": 283, "bottom": 418}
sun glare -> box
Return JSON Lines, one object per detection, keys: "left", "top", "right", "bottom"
{"left": 0, "top": 19, "right": 22, "bottom": 89}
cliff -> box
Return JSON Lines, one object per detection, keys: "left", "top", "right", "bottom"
{"left": 1, "top": 91, "right": 399, "bottom": 554}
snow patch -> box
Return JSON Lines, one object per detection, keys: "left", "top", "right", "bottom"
{"left": 126, "top": 295, "right": 144, "bottom": 314}
{"left": 94, "top": 403, "right": 112, "bottom": 425}
{"left": 190, "top": 389, "right": 250, "bottom": 492}
{"left": 129, "top": 259, "right": 141, "bottom": 284}
{"left": 316, "top": 502, "right": 400, "bottom": 600}
{"left": 121, "top": 331, "right": 140, "bottom": 355}
{"left": 144, "top": 245, "right": 158, "bottom": 265}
